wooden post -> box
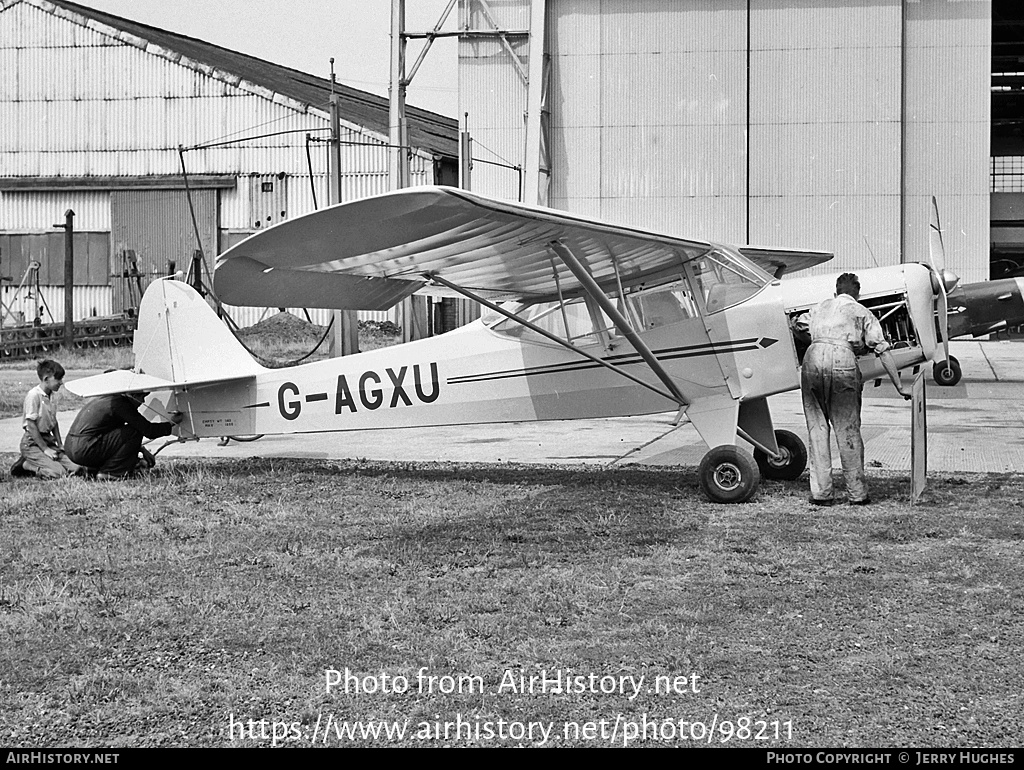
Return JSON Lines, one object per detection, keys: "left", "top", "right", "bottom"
{"left": 55, "top": 209, "right": 75, "bottom": 346}
{"left": 191, "top": 250, "right": 204, "bottom": 296}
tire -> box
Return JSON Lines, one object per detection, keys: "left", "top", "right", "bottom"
{"left": 933, "top": 356, "right": 961, "bottom": 387}
{"left": 753, "top": 429, "right": 808, "bottom": 481}
{"left": 698, "top": 445, "right": 760, "bottom": 504}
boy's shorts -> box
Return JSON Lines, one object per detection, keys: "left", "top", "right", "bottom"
{"left": 19, "top": 431, "right": 80, "bottom": 479}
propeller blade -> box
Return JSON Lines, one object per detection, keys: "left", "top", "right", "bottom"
{"left": 929, "top": 195, "right": 946, "bottom": 273}
{"left": 929, "top": 196, "right": 952, "bottom": 370}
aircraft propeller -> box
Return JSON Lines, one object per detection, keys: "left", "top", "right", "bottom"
{"left": 928, "top": 196, "right": 960, "bottom": 385}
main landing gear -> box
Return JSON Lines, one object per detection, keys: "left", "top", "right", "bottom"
{"left": 698, "top": 430, "right": 808, "bottom": 504}
{"left": 753, "top": 429, "right": 808, "bottom": 482}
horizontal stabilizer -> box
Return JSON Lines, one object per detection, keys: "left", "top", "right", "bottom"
{"left": 215, "top": 256, "right": 425, "bottom": 311}
{"left": 66, "top": 369, "right": 255, "bottom": 399}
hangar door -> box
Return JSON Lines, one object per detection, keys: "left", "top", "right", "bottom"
{"left": 110, "top": 189, "right": 217, "bottom": 313}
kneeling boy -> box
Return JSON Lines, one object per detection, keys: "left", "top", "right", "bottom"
{"left": 13, "top": 359, "right": 80, "bottom": 479}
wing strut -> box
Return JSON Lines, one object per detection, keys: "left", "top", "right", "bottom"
{"left": 547, "top": 240, "right": 688, "bottom": 406}
{"left": 425, "top": 272, "right": 683, "bottom": 406}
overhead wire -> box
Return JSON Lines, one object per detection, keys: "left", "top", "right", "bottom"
{"left": 176, "top": 142, "right": 338, "bottom": 367}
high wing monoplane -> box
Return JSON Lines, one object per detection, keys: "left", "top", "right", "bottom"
{"left": 67, "top": 186, "right": 953, "bottom": 502}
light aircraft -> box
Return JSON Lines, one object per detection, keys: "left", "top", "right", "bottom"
{"left": 67, "top": 186, "right": 955, "bottom": 503}
{"left": 928, "top": 276, "right": 1024, "bottom": 385}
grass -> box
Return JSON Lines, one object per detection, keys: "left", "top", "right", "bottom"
{"left": 2, "top": 319, "right": 1022, "bottom": 747}
{"left": 1, "top": 459, "right": 1022, "bottom": 747}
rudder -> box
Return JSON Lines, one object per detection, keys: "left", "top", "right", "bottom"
{"left": 133, "top": 279, "right": 263, "bottom": 383}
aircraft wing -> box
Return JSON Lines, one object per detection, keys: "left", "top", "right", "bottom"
{"left": 214, "top": 186, "right": 722, "bottom": 310}
{"left": 738, "top": 246, "right": 833, "bottom": 278}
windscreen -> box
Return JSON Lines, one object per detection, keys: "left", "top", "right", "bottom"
{"left": 690, "top": 247, "right": 770, "bottom": 313}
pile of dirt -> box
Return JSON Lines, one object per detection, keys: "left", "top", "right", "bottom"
{"left": 237, "top": 312, "right": 326, "bottom": 345}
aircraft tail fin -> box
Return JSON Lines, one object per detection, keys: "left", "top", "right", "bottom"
{"left": 132, "top": 279, "right": 264, "bottom": 384}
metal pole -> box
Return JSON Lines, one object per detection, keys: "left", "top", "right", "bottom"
{"left": 389, "top": 0, "right": 408, "bottom": 191}
{"left": 523, "top": 0, "right": 547, "bottom": 206}
{"left": 548, "top": 240, "right": 688, "bottom": 405}
{"left": 329, "top": 64, "right": 359, "bottom": 357}
{"left": 330, "top": 93, "right": 342, "bottom": 205}
{"left": 391, "top": 0, "right": 427, "bottom": 340}
{"left": 460, "top": 113, "right": 473, "bottom": 190}
{"left": 58, "top": 209, "right": 74, "bottom": 346}
{"left": 426, "top": 272, "right": 679, "bottom": 404}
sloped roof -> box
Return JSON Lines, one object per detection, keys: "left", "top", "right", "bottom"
{"left": 39, "top": 0, "right": 458, "bottom": 159}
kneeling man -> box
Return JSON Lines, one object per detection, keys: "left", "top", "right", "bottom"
{"left": 65, "top": 391, "right": 181, "bottom": 479}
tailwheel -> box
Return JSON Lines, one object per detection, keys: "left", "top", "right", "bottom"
{"left": 753, "top": 429, "right": 808, "bottom": 481}
{"left": 932, "top": 355, "right": 961, "bottom": 387}
{"left": 698, "top": 445, "right": 760, "bottom": 504}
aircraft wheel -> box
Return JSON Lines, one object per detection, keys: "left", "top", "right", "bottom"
{"left": 933, "top": 356, "right": 961, "bottom": 387}
{"left": 698, "top": 445, "right": 760, "bottom": 504}
{"left": 753, "top": 429, "right": 808, "bottom": 481}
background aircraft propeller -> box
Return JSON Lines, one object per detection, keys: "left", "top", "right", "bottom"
{"left": 928, "top": 196, "right": 960, "bottom": 385}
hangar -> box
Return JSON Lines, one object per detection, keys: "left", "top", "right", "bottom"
{"left": 458, "top": 0, "right": 1019, "bottom": 286}
{"left": 0, "top": 0, "right": 458, "bottom": 330}
{"left": 2, "top": 0, "right": 1020, "bottom": 338}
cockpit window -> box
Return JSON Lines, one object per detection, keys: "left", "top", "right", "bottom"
{"left": 488, "top": 297, "right": 614, "bottom": 346}
{"left": 690, "top": 247, "right": 770, "bottom": 313}
{"left": 627, "top": 281, "right": 699, "bottom": 330}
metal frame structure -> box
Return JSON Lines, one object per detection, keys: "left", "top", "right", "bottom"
{"left": 389, "top": 0, "right": 548, "bottom": 203}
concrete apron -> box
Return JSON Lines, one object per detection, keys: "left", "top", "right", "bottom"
{"left": 3, "top": 340, "right": 1023, "bottom": 475}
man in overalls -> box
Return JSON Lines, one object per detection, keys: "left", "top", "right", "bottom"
{"left": 794, "top": 273, "right": 911, "bottom": 505}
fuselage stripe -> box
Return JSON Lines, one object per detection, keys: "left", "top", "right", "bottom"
{"left": 446, "top": 338, "right": 765, "bottom": 386}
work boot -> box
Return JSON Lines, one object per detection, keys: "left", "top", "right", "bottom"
{"left": 9, "top": 457, "right": 33, "bottom": 478}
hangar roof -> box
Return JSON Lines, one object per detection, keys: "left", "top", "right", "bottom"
{"left": 33, "top": 0, "right": 458, "bottom": 160}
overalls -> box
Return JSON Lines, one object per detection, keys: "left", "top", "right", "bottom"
{"left": 798, "top": 295, "right": 888, "bottom": 502}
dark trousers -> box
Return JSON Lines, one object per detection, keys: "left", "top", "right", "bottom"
{"left": 65, "top": 427, "right": 144, "bottom": 476}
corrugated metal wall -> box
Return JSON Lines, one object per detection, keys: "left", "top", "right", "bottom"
{"left": 110, "top": 189, "right": 217, "bottom": 312}
{"left": 749, "top": 0, "right": 903, "bottom": 265}
{"left": 0, "top": 190, "right": 111, "bottom": 287}
{"left": 553, "top": 0, "right": 749, "bottom": 241}
{"left": 0, "top": 0, "right": 434, "bottom": 323}
{"left": 0, "top": 190, "right": 111, "bottom": 230}
{"left": 459, "top": 0, "right": 531, "bottom": 200}
{"left": 1, "top": 285, "right": 112, "bottom": 325}
{"left": 902, "top": 0, "right": 991, "bottom": 284}
{"left": 0, "top": 2, "right": 405, "bottom": 178}
{"left": 462, "top": 0, "right": 990, "bottom": 283}
{"left": 0, "top": 231, "right": 109, "bottom": 285}
{"left": 219, "top": 304, "right": 397, "bottom": 329}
